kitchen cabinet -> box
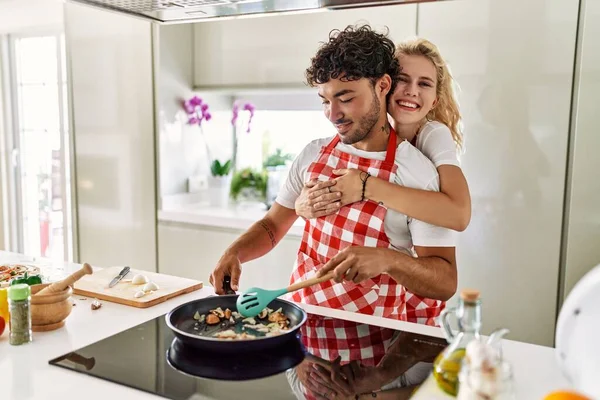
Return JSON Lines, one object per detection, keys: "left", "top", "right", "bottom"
{"left": 561, "top": 0, "right": 600, "bottom": 304}
{"left": 193, "top": 4, "right": 417, "bottom": 88}
{"left": 417, "top": 0, "right": 579, "bottom": 346}
{"left": 158, "top": 222, "right": 301, "bottom": 291}
{"left": 65, "top": 3, "right": 157, "bottom": 272}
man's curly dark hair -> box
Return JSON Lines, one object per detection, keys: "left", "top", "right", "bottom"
{"left": 305, "top": 24, "right": 400, "bottom": 98}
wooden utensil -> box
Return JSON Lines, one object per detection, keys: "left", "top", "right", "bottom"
{"left": 36, "top": 263, "right": 93, "bottom": 296}
{"left": 236, "top": 271, "right": 335, "bottom": 318}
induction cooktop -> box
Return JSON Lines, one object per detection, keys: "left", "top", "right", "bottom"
{"left": 49, "top": 311, "right": 447, "bottom": 400}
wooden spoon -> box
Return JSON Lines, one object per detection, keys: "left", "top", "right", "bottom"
{"left": 35, "top": 263, "right": 93, "bottom": 296}
{"left": 236, "top": 271, "right": 335, "bottom": 318}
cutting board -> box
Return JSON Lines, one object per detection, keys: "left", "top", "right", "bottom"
{"left": 72, "top": 267, "right": 203, "bottom": 308}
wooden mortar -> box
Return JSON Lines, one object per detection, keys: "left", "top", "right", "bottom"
{"left": 30, "top": 283, "right": 73, "bottom": 332}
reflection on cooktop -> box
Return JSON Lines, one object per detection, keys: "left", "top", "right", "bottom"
{"left": 48, "top": 312, "right": 448, "bottom": 400}
{"left": 49, "top": 314, "right": 303, "bottom": 400}
{"left": 167, "top": 335, "right": 305, "bottom": 381}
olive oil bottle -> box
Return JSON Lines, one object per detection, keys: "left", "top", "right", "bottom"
{"left": 433, "top": 289, "right": 482, "bottom": 396}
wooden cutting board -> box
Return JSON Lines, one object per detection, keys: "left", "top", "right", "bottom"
{"left": 72, "top": 267, "right": 203, "bottom": 308}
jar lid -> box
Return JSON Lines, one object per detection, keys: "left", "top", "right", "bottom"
{"left": 460, "top": 288, "right": 480, "bottom": 302}
{"left": 8, "top": 284, "right": 31, "bottom": 301}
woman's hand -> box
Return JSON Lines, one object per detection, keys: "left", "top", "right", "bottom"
{"left": 295, "top": 180, "right": 341, "bottom": 219}
{"left": 331, "top": 169, "right": 365, "bottom": 205}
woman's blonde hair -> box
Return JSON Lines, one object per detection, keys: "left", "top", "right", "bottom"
{"left": 396, "top": 38, "right": 463, "bottom": 149}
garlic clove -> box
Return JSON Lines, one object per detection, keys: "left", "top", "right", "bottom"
{"left": 132, "top": 274, "right": 149, "bottom": 285}
{"left": 143, "top": 281, "right": 159, "bottom": 292}
{"left": 134, "top": 290, "right": 145, "bottom": 298}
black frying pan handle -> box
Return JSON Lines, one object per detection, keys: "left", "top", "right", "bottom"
{"left": 223, "top": 276, "right": 236, "bottom": 295}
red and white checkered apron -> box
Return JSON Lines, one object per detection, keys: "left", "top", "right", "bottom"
{"left": 289, "top": 130, "right": 444, "bottom": 370}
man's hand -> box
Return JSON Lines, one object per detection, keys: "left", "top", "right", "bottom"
{"left": 316, "top": 247, "right": 395, "bottom": 283}
{"left": 209, "top": 252, "right": 242, "bottom": 294}
{"left": 295, "top": 180, "right": 341, "bottom": 219}
{"left": 296, "top": 359, "right": 353, "bottom": 400}
{"left": 338, "top": 361, "right": 387, "bottom": 395}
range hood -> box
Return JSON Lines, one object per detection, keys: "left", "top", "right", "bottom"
{"left": 66, "top": 0, "right": 437, "bottom": 24}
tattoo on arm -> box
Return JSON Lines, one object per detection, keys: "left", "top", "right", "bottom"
{"left": 259, "top": 220, "right": 277, "bottom": 248}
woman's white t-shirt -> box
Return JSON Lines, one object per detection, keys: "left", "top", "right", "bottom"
{"left": 412, "top": 121, "right": 460, "bottom": 169}
{"left": 275, "top": 136, "right": 456, "bottom": 253}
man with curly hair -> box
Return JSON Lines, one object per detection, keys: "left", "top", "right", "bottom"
{"left": 210, "top": 24, "right": 457, "bottom": 398}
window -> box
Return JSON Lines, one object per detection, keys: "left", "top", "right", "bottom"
{"left": 3, "top": 33, "right": 73, "bottom": 261}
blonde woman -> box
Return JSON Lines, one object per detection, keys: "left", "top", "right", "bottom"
{"left": 296, "top": 38, "right": 471, "bottom": 233}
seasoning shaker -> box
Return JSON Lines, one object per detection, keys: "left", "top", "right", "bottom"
{"left": 7, "top": 283, "right": 32, "bottom": 345}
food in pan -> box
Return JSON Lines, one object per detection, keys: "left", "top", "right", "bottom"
{"left": 192, "top": 306, "right": 291, "bottom": 340}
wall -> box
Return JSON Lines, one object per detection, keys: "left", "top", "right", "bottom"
{"left": 193, "top": 4, "right": 417, "bottom": 87}
{"left": 0, "top": 0, "right": 63, "bottom": 34}
{"left": 561, "top": 0, "right": 600, "bottom": 301}
{"left": 157, "top": 24, "right": 234, "bottom": 198}
{"left": 417, "top": 0, "right": 579, "bottom": 346}
{"left": 65, "top": 3, "right": 157, "bottom": 271}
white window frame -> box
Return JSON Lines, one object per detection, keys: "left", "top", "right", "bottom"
{"left": 0, "top": 30, "right": 74, "bottom": 261}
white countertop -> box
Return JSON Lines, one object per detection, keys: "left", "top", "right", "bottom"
{"left": 158, "top": 197, "right": 305, "bottom": 236}
{"left": 0, "top": 251, "right": 572, "bottom": 400}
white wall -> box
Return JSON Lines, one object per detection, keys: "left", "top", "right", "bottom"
{"left": 562, "top": 0, "right": 600, "bottom": 301}
{"left": 0, "top": 0, "right": 63, "bottom": 34}
{"left": 193, "top": 4, "right": 417, "bottom": 87}
{"left": 417, "top": 0, "right": 579, "bottom": 346}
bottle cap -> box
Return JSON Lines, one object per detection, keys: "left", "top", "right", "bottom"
{"left": 460, "top": 288, "right": 480, "bottom": 302}
{"left": 8, "top": 284, "right": 31, "bottom": 301}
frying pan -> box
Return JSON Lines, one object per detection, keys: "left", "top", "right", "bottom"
{"left": 165, "top": 279, "right": 307, "bottom": 353}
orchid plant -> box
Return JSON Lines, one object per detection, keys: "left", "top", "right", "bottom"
{"left": 230, "top": 101, "right": 255, "bottom": 171}
{"left": 184, "top": 96, "right": 256, "bottom": 178}
{"left": 183, "top": 96, "right": 232, "bottom": 177}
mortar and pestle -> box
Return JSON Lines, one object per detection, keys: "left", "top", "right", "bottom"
{"left": 30, "top": 263, "right": 93, "bottom": 332}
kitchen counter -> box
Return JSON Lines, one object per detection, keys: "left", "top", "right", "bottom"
{"left": 0, "top": 251, "right": 572, "bottom": 400}
{"left": 158, "top": 195, "right": 305, "bottom": 236}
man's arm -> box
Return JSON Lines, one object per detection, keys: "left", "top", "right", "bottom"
{"left": 317, "top": 245, "right": 457, "bottom": 301}
{"left": 387, "top": 246, "right": 457, "bottom": 301}
{"left": 210, "top": 203, "right": 298, "bottom": 294}
{"left": 228, "top": 203, "right": 298, "bottom": 263}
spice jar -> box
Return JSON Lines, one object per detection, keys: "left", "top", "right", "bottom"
{"left": 7, "top": 283, "right": 32, "bottom": 345}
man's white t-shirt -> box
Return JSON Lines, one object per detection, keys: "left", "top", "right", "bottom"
{"left": 414, "top": 121, "right": 460, "bottom": 168}
{"left": 275, "top": 136, "right": 456, "bottom": 253}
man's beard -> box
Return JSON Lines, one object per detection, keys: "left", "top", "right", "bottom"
{"left": 338, "top": 92, "right": 381, "bottom": 145}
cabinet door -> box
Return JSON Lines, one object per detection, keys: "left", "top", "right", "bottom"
{"left": 417, "top": 0, "right": 579, "bottom": 346}
{"left": 193, "top": 5, "right": 417, "bottom": 87}
{"left": 158, "top": 222, "right": 301, "bottom": 291}
{"left": 65, "top": 3, "right": 157, "bottom": 272}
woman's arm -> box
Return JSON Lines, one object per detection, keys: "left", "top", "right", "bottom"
{"left": 365, "top": 165, "right": 471, "bottom": 231}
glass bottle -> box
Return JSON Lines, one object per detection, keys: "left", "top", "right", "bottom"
{"left": 433, "top": 288, "right": 482, "bottom": 396}
{"left": 7, "top": 283, "right": 32, "bottom": 345}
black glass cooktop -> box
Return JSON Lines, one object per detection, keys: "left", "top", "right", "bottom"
{"left": 49, "top": 312, "right": 448, "bottom": 400}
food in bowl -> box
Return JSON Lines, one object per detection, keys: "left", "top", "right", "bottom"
{"left": 192, "top": 306, "right": 291, "bottom": 340}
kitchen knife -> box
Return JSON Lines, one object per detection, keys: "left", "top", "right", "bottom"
{"left": 108, "top": 266, "right": 130, "bottom": 288}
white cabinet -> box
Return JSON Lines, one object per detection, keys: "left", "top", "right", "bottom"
{"left": 193, "top": 4, "right": 417, "bottom": 87}
{"left": 417, "top": 0, "right": 580, "bottom": 346}
{"left": 158, "top": 222, "right": 301, "bottom": 291}
{"left": 65, "top": 3, "right": 157, "bottom": 272}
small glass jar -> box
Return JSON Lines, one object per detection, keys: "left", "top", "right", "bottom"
{"left": 457, "top": 360, "right": 515, "bottom": 400}
{"left": 7, "top": 283, "right": 32, "bottom": 345}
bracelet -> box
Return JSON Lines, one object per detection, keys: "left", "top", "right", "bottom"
{"left": 360, "top": 171, "right": 371, "bottom": 202}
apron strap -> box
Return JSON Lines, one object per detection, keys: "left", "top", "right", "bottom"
{"left": 382, "top": 127, "right": 398, "bottom": 168}
{"left": 325, "top": 135, "right": 341, "bottom": 152}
